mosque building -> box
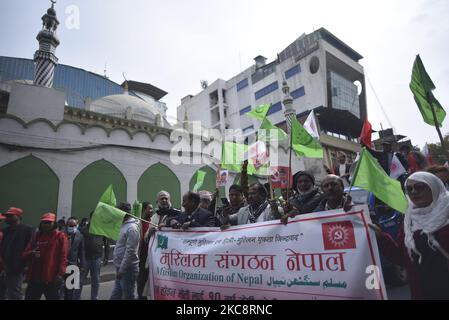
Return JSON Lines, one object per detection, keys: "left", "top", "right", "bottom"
{"left": 0, "top": 2, "right": 300, "bottom": 225}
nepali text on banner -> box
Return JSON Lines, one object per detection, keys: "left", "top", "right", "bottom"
{"left": 148, "top": 205, "right": 387, "bottom": 300}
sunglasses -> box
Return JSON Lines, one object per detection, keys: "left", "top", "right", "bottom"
{"left": 405, "top": 182, "right": 428, "bottom": 194}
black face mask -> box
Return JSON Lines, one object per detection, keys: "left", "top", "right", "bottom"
{"left": 5, "top": 216, "right": 18, "bottom": 226}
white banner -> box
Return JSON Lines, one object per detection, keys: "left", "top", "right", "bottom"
{"left": 148, "top": 205, "right": 387, "bottom": 300}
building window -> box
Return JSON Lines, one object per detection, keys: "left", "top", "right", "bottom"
{"left": 285, "top": 65, "right": 301, "bottom": 79}
{"left": 255, "top": 81, "right": 279, "bottom": 100}
{"left": 291, "top": 86, "right": 305, "bottom": 99}
{"left": 267, "top": 102, "right": 282, "bottom": 115}
{"left": 239, "top": 105, "right": 251, "bottom": 116}
{"left": 237, "top": 78, "right": 249, "bottom": 91}
{"left": 243, "top": 125, "right": 254, "bottom": 134}
{"left": 332, "top": 87, "right": 339, "bottom": 97}
{"left": 328, "top": 71, "right": 360, "bottom": 117}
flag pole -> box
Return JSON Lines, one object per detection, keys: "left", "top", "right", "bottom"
{"left": 128, "top": 213, "right": 158, "bottom": 228}
{"left": 267, "top": 140, "right": 275, "bottom": 200}
{"left": 428, "top": 93, "right": 449, "bottom": 163}
{"left": 348, "top": 148, "right": 364, "bottom": 197}
{"left": 286, "top": 129, "right": 293, "bottom": 201}
{"left": 282, "top": 79, "right": 294, "bottom": 202}
{"left": 214, "top": 164, "right": 221, "bottom": 217}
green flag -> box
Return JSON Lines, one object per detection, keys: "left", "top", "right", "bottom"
{"left": 132, "top": 200, "right": 142, "bottom": 219}
{"left": 291, "top": 117, "right": 323, "bottom": 158}
{"left": 220, "top": 141, "right": 246, "bottom": 172}
{"left": 99, "top": 185, "right": 116, "bottom": 207}
{"left": 193, "top": 170, "right": 207, "bottom": 192}
{"left": 247, "top": 104, "right": 271, "bottom": 121}
{"left": 410, "top": 54, "right": 446, "bottom": 127}
{"left": 220, "top": 141, "right": 270, "bottom": 176}
{"left": 89, "top": 202, "right": 126, "bottom": 240}
{"left": 258, "top": 118, "right": 288, "bottom": 142}
{"left": 351, "top": 148, "right": 408, "bottom": 214}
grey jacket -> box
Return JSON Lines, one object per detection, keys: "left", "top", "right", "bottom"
{"left": 113, "top": 218, "right": 140, "bottom": 273}
{"left": 67, "top": 230, "right": 86, "bottom": 268}
{"left": 229, "top": 203, "right": 282, "bottom": 225}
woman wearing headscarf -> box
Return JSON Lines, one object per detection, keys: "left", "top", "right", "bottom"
{"left": 373, "top": 171, "right": 449, "bottom": 299}
{"left": 281, "top": 171, "right": 323, "bottom": 224}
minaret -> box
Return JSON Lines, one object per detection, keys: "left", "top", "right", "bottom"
{"left": 33, "top": 0, "right": 60, "bottom": 88}
{"left": 282, "top": 80, "right": 294, "bottom": 133}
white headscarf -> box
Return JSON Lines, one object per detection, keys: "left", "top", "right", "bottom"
{"left": 404, "top": 172, "right": 449, "bottom": 262}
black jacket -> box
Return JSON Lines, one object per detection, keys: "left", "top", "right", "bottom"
{"left": 0, "top": 224, "right": 35, "bottom": 275}
{"left": 81, "top": 225, "right": 109, "bottom": 261}
{"left": 167, "top": 207, "right": 220, "bottom": 228}
{"left": 290, "top": 188, "right": 323, "bottom": 215}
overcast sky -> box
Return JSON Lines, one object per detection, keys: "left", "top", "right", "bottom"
{"left": 1, "top": 0, "right": 448, "bottom": 148}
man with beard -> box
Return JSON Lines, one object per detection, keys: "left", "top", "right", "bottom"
{"left": 222, "top": 183, "right": 282, "bottom": 226}
{"left": 167, "top": 192, "right": 220, "bottom": 230}
{"left": 140, "top": 191, "right": 181, "bottom": 299}
{"left": 280, "top": 171, "right": 323, "bottom": 224}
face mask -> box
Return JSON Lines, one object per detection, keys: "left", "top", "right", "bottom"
{"left": 67, "top": 226, "right": 77, "bottom": 234}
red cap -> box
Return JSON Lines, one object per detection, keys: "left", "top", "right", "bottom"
{"left": 6, "top": 207, "right": 23, "bottom": 216}
{"left": 40, "top": 213, "right": 56, "bottom": 222}
{"left": 0, "top": 207, "right": 23, "bottom": 219}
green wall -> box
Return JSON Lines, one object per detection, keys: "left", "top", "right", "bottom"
{"left": 72, "top": 160, "right": 127, "bottom": 220}
{"left": 0, "top": 155, "right": 59, "bottom": 227}
{"left": 138, "top": 163, "right": 181, "bottom": 209}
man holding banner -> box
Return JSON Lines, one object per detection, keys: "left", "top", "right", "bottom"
{"left": 147, "top": 204, "right": 388, "bottom": 300}
{"left": 314, "top": 175, "right": 353, "bottom": 213}
{"left": 167, "top": 192, "right": 219, "bottom": 230}
{"left": 222, "top": 183, "right": 283, "bottom": 226}
{"left": 281, "top": 171, "right": 323, "bottom": 224}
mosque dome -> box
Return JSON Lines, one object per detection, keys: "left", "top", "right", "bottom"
{"left": 90, "top": 93, "right": 163, "bottom": 124}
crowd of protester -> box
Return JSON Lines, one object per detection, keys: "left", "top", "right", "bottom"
{"left": 1, "top": 144, "right": 449, "bottom": 300}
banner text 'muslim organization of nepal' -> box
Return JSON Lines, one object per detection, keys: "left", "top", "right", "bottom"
{"left": 148, "top": 205, "right": 387, "bottom": 300}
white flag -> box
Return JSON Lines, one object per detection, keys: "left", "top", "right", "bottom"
{"left": 422, "top": 143, "right": 430, "bottom": 157}
{"left": 303, "top": 110, "right": 320, "bottom": 140}
{"left": 248, "top": 141, "right": 268, "bottom": 170}
{"left": 390, "top": 153, "right": 406, "bottom": 179}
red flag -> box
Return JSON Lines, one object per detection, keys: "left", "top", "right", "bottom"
{"left": 408, "top": 153, "right": 419, "bottom": 173}
{"left": 359, "top": 119, "right": 372, "bottom": 147}
{"left": 270, "top": 166, "right": 293, "bottom": 189}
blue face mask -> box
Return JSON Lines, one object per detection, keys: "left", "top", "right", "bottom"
{"left": 67, "top": 226, "right": 77, "bottom": 234}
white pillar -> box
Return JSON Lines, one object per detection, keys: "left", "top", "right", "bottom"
{"left": 126, "top": 174, "right": 139, "bottom": 203}
{"left": 57, "top": 171, "right": 75, "bottom": 220}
